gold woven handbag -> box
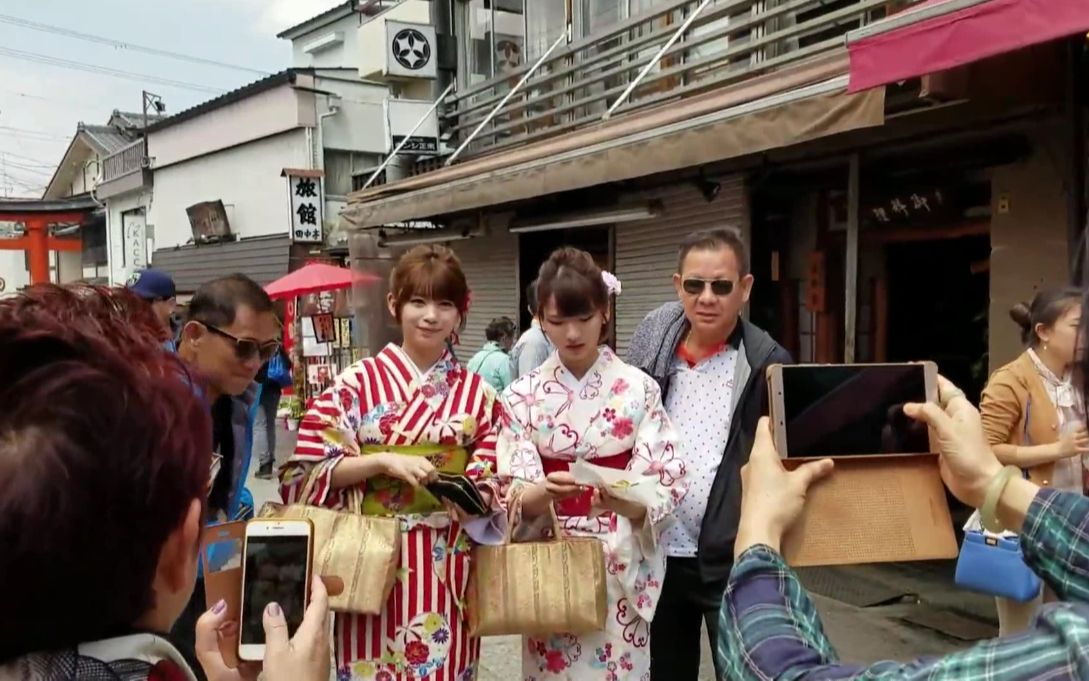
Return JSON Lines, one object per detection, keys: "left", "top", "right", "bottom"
{"left": 260, "top": 482, "right": 399, "bottom": 616}
{"left": 466, "top": 490, "right": 607, "bottom": 637}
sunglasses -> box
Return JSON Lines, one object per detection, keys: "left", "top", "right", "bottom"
{"left": 205, "top": 324, "right": 281, "bottom": 362}
{"left": 682, "top": 278, "right": 735, "bottom": 296}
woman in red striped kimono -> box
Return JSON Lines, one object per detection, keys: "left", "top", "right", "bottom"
{"left": 280, "top": 245, "right": 501, "bottom": 681}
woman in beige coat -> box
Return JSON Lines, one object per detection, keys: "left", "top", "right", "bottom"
{"left": 979, "top": 287, "right": 1086, "bottom": 635}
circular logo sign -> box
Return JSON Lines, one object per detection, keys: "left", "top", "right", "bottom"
{"left": 392, "top": 28, "right": 431, "bottom": 71}
{"left": 0, "top": 277, "right": 6, "bottom": 293}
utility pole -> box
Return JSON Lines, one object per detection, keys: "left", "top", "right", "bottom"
{"left": 141, "top": 91, "right": 165, "bottom": 162}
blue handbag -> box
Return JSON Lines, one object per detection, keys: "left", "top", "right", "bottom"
{"left": 267, "top": 352, "right": 292, "bottom": 388}
{"left": 953, "top": 396, "right": 1043, "bottom": 602}
{"left": 955, "top": 530, "right": 1041, "bottom": 602}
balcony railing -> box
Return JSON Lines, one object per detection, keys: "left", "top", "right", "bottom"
{"left": 101, "top": 139, "right": 145, "bottom": 183}
{"left": 443, "top": 0, "right": 919, "bottom": 159}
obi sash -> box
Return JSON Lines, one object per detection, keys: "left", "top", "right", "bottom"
{"left": 541, "top": 450, "right": 632, "bottom": 517}
{"left": 359, "top": 444, "right": 468, "bottom": 516}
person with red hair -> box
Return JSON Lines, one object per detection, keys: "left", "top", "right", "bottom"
{"left": 0, "top": 284, "right": 329, "bottom": 681}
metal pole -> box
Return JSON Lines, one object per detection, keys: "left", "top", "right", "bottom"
{"left": 362, "top": 82, "right": 456, "bottom": 190}
{"left": 844, "top": 153, "right": 860, "bottom": 363}
{"left": 603, "top": 0, "right": 713, "bottom": 120}
{"left": 445, "top": 27, "right": 570, "bottom": 167}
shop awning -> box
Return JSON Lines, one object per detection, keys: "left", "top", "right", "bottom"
{"left": 264, "top": 262, "right": 378, "bottom": 300}
{"left": 340, "top": 52, "right": 885, "bottom": 230}
{"left": 847, "top": 0, "right": 1089, "bottom": 94}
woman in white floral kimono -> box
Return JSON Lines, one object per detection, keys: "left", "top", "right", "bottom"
{"left": 496, "top": 247, "right": 687, "bottom": 681}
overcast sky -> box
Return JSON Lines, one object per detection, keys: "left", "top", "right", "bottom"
{"left": 0, "top": 0, "right": 344, "bottom": 197}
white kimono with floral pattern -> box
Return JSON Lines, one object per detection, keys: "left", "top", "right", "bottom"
{"left": 496, "top": 347, "right": 687, "bottom": 681}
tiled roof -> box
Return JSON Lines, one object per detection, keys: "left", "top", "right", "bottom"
{"left": 109, "top": 110, "right": 165, "bottom": 130}
{"left": 79, "top": 124, "right": 138, "bottom": 154}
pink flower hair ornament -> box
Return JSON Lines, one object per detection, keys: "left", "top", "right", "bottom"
{"left": 601, "top": 271, "right": 622, "bottom": 297}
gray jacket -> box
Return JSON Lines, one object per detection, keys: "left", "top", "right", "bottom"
{"left": 627, "top": 301, "right": 791, "bottom": 583}
{"left": 510, "top": 322, "right": 553, "bottom": 379}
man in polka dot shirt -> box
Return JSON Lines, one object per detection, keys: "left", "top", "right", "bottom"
{"left": 628, "top": 227, "right": 791, "bottom": 681}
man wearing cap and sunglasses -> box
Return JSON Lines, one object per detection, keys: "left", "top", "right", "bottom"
{"left": 173, "top": 273, "right": 281, "bottom": 649}
{"left": 127, "top": 268, "right": 179, "bottom": 350}
{"left": 627, "top": 228, "right": 791, "bottom": 681}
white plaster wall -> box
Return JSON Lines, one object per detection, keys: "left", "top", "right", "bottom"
{"left": 291, "top": 13, "right": 361, "bottom": 69}
{"left": 0, "top": 251, "right": 28, "bottom": 297}
{"left": 148, "top": 82, "right": 315, "bottom": 169}
{"left": 314, "top": 77, "right": 389, "bottom": 154}
{"left": 148, "top": 130, "right": 311, "bottom": 249}
{"left": 107, "top": 190, "right": 153, "bottom": 285}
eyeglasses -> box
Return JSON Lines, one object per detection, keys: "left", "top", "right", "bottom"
{"left": 204, "top": 324, "right": 281, "bottom": 362}
{"left": 682, "top": 278, "right": 735, "bottom": 296}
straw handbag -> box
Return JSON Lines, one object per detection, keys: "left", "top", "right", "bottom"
{"left": 260, "top": 477, "right": 400, "bottom": 616}
{"left": 466, "top": 489, "right": 607, "bottom": 636}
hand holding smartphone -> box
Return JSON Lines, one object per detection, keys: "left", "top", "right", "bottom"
{"left": 195, "top": 575, "right": 331, "bottom": 681}
{"left": 238, "top": 519, "right": 314, "bottom": 662}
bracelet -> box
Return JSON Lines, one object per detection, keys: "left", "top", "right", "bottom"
{"left": 979, "top": 465, "right": 1021, "bottom": 533}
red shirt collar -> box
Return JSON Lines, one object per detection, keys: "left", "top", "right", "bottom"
{"left": 676, "top": 322, "right": 741, "bottom": 368}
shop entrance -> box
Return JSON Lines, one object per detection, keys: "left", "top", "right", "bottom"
{"left": 885, "top": 233, "right": 991, "bottom": 402}
{"left": 517, "top": 226, "right": 612, "bottom": 335}
{"left": 749, "top": 166, "right": 992, "bottom": 402}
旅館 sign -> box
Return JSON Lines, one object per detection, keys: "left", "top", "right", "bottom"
{"left": 282, "top": 168, "right": 325, "bottom": 244}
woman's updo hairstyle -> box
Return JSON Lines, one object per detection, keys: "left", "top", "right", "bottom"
{"left": 535, "top": 247, "right": 610, "bottom": 319}
{"left": 389, "top": 245, "right": 470, "bottom": 328}
{"left": 1009, "top": 286, "right": 1081, "bottom": 347}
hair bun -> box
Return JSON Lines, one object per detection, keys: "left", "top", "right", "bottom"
{"left": 1008, "top": 302, "right": 1032, "bottom": 330}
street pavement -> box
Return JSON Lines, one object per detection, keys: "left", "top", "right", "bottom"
{"left": 250, "top": 425, "right": 993, "bottom": 680}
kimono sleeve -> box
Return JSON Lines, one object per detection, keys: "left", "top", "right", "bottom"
{"left": 279, "top": 381, "right": 363, "bottom": 510}
{"left": 609, "top": 374, "right": 688, "bottom": 622}
{"left": 464, "top": 378, "right": 501, "bottom": 487}
{"left": 629, "top": 374, "right": 688, "bottom": 529}
{"left": 495, "top": 387, "right": 546, "bottom": 484}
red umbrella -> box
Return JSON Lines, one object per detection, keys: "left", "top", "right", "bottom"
{"left": 264, "top": 262, "right": 378, "bottom": 300}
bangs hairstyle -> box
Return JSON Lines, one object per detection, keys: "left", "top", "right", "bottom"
{"left": 389, "top": 245, "right": 470, "bottom": 320}
{"left": 536, "top": 247, "right": 609, "bottom": 319}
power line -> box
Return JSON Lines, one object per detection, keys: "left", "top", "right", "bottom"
{"left": 0, "top": 149, "right": 57, "bottom": 166}
{"left": 0, "top": 87, "right": 106, "bottom": 109}
{"left": 0, "top": 46, "right": 229, "bottom": 95}
{"left": 0, "top": 126, "right": 69, "bottom": 142}
{"left": 1, "top": 158, "right": 53, "bottom": 176}
{"left": 0, "top": 12, "right": 271, "bottom": 77}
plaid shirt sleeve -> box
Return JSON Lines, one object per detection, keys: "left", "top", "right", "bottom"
{"left": 717, "top": 488, "right": 1089, "bottom": 681}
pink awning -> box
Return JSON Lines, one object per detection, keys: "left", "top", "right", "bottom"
{"left": 847, "top": 0, "right": 1089, "bottom": 93}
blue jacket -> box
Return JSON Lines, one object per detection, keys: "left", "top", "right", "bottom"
{"left": 196, "top": 382, "right": 260, "bottom": 580}
{"left": 211, "top": 381, "right": 261, "bottom": 522}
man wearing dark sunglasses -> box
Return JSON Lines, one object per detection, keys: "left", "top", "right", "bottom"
{"left": 173, "top": 273, "right": 280, "bottom": 650}
{"left": 628, "top": 227, "right": 790, "bottom": 681}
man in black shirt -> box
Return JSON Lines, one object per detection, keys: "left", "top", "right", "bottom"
{"left": 172, "top": 274, "right": 280, "bottom": 650}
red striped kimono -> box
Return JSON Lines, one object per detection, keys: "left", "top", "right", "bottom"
{"left": 280, "top": 344, "right": 500, "bottom": 681}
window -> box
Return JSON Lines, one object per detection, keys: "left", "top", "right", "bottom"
{"left": 463, "top": 0, "right": 495, "bottom": 86}
{"left": 526, "top": 0, "right": 566, "bottom": 60}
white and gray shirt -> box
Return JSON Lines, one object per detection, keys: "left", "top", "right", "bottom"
{"left": 661, "top": 344, "right": 739, "bottom": 557}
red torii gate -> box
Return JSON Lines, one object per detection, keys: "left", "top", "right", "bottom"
{"left": 0, "top": 196, "right": 99, "bottom": 285}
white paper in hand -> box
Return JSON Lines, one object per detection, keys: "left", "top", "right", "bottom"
{"left": 569, "top": 458, "right": 659, "bottom": 509}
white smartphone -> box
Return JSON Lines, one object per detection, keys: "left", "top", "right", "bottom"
{"left": 238, "top": 519, "right": 314, "bottom": 662}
